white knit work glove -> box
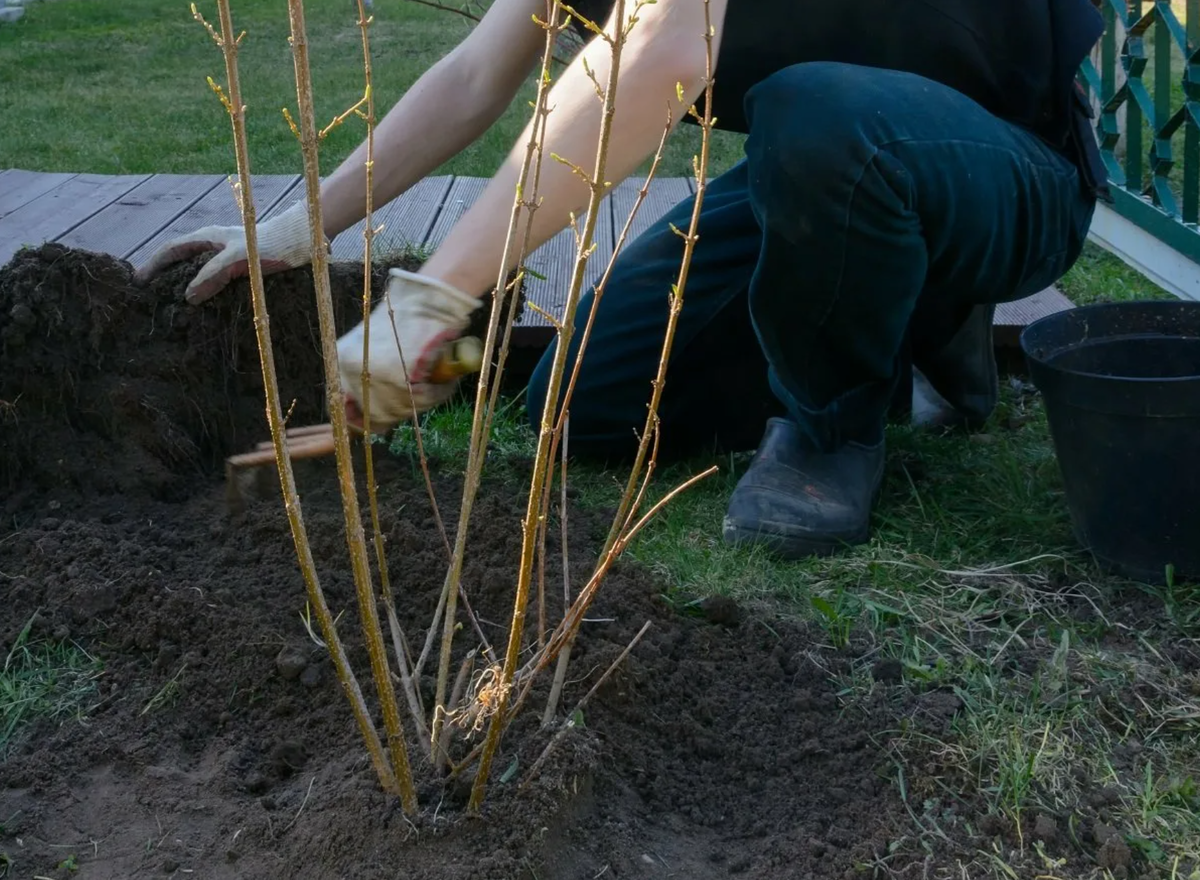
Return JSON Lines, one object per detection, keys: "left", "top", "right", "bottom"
{"left": 134, "top": 201, "right": 316, "bottom": 304}
{"left": 336, "top": 268, "right": 481, "bottom": 430}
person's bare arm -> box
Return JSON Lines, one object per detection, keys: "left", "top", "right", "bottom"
{"left": 319, "top": 0, "right": 550, "bottom": 238}
{"left": 418, "top": 0, "right": 728, "bottom": 297}
{"left": 137, "top": 0, "right": 549, "bottom": 302}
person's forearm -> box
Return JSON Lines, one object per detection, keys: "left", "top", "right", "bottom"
{"left": 419, "top": 22, "right": 709, "bottom": 297}
{"left": 318, "top": 50, "right": 528, "bottom": 239}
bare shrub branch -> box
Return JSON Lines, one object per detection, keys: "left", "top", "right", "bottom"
{"left": 283, "top": 0, "right": 418, "bottom": 814}
{"left": 427, "top": 0, "right": 569, "bottom": 769}
{"left": 191, "top": 0, "right": 400, "bottom": 799}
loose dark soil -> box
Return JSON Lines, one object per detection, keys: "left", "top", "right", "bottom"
{"left": 0, "top": 245, "right": 1165, "bottom": 880}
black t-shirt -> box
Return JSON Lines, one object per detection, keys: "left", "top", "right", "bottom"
{"left": 567, "top": 0, "right": 1107, "bottom": 196}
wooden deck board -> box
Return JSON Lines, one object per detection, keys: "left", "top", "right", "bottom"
{"left": 418, "top": 177, "right": 619, "bottom": 333}
{"left": 0, "top": 173, "right": 151, "bottom": 265}
{"left": 126, "top": 174, "right": 301, "bottom": 268}
{"left": 994, "top": 287, "right": 1073, "bottom": 346}
{"left": 0, "top": 168, "right": 1075, "bottom": 348}
{"left": 57, "top": 174, "right": 226, "bottom": 261}
{"left": 424, "top": 176, "right": 487, "bottom": 248}
{"left": 610, "top": 176, "right": 693, "bottom": 245}
{"left": 330, "top": 175, "right": 454, "bottom": 261}
{"left": 0, "top": 169, "right": 79, "bottom": 219}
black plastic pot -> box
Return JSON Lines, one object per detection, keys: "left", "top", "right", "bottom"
{"left": 1020, "top": 299, "right": 1200, "bottom": 585}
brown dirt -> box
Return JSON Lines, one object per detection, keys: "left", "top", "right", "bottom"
{"left": 0, "top": 245, "right": 1156, "bottom": 880}
{"left": 0, "top": 243, "right": 510, "bottom": 510}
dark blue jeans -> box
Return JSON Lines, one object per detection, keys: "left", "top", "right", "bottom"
{"left": 527, "top": 61, "right": 1096, "bottom": 461}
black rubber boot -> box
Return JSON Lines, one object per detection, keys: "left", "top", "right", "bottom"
{"left": 721, "top": 417, "right": 886, "bottom": 559}
{"left": 912, "top": 303, "right": 1000, "bottom": 431}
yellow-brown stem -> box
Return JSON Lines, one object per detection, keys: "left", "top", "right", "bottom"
{"left": 528, "top": 41, "right": 719, "bottom": 721}
{"left": 468, "top": 0, "right": 629, "bottom": 813}
{"left": 199, "top": 0, "right": 398, "bottom": 797}
{"left": 537, "top": 72, "right": 673, "bottom": 732}
{"left": 528, "top": 466, "right": 716, "bottom": 696}
{"left": 350, "top": 0, "right": 430, "bottom": 747}
{"left": 428, "top": 0, "right": 566, "bottom": 766}
{"left": 478, "top": 63, "right": 554, "bottom": 454}
{"left": 499, "top": 463, "right": 715, "bottom": 743}
{"left": 601, "top": 0, "right": 717, "bottom": 561}
{"left": 284, "top": 0, "right": 417, "bottom": 814}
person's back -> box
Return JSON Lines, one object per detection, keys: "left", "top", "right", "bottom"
{"left": 569, "top": 0, "right": 1104, "bottom": 191}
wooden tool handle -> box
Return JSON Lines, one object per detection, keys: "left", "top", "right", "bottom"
{"left": 428, "top": 336, "right": 484, "bottom": 384}
{"left": 228, "top": 432, "right": 335, "bottom": 469}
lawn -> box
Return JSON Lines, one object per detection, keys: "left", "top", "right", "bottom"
{"left": 0, "top": 0, "right": 746, "bottom": 179}
{"left": 2, "top": 2, "right": 1200, "bottom": 878}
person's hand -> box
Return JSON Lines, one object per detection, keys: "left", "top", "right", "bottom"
{"left": 336, "top": 268, "right": 481, "bottom": 430}
{"left": 134, "top": 201, "right": 316, "bottom": 304}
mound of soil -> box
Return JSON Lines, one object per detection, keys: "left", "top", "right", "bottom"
{"left": 0, "top": 244, "right": 506, "bottom": 510}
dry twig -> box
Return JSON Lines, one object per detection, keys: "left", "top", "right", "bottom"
{"left": 521, "top": 619, "right": 652, "bottom": 791}
{"left": 467, "top": 0, "right": 631, "bottom": 811}
{"left": 283, "top": 0, "right": 418, "bottom": 814}
{"left": 191, "top": 0, "right": 401, "bottom": 799}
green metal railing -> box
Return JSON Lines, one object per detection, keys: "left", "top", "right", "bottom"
{"left": 1078, "top": 0, "right": 1200, "bottom": 261}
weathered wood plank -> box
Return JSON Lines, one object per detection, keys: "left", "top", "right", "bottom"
{"left": 0, "top": 173, "right": 150, "bottom": 265}
{"left": 0, "top": 167, "right": 1074, "bottom": 351}
{"left": 521, "top": 195, "right": 616, "bottom": 329}
{"left": 329, "top": 175, "right": 453, "bottom": 262}
{"left": 251, "top": 176, "right": 311, "bottom": 222}
{"left": 423, "top": 176, "right": 487, "bottom": 248}
{"left": 994, "top": 286, "right": 1074, "bottom": 346}
{"left": 56, "top": 174, "right": 226, "bottom": 260}
{"left": 0, "top": 169, "right": 79, "bottom": 219}
{"left": 609, "top": 176, "right": 693, "bottom": 245}
{"left": 420, "top": 176, "right": 618, "bottom": 333}
{"left": 126, "top": 174, "right": 301, "bottom": 268}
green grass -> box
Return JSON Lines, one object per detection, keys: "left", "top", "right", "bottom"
{"left": 1057, "top": 240, "right": 1177, "bottom": 305}
{"left": 0, "top": 0, "right": 746, "bottom": 180}
{"left": 385, "top": 326, "right": 1200, "bottom": 875}
{"left": 1, "top": 614, "right": 104, "bottom": 759}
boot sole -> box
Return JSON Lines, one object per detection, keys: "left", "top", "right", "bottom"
{"left": 721, "top": 518, "right": 870, "bottom": 561}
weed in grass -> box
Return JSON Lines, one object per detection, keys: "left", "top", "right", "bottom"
{"left": 1, "top": 614, "right": 103, "bottom": 758}
{"left": 139, "top": 662, "right": 187, "bottom": 716}
{"left": 810, "top": 589, "right": 860, "bottom": 652}
{"left": 371, "top": 241, "right": 434, "bottom": 269}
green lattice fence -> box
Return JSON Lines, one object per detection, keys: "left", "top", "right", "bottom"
{"left": 1078, "top": 0, "right": 1200, "bottom": 262}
